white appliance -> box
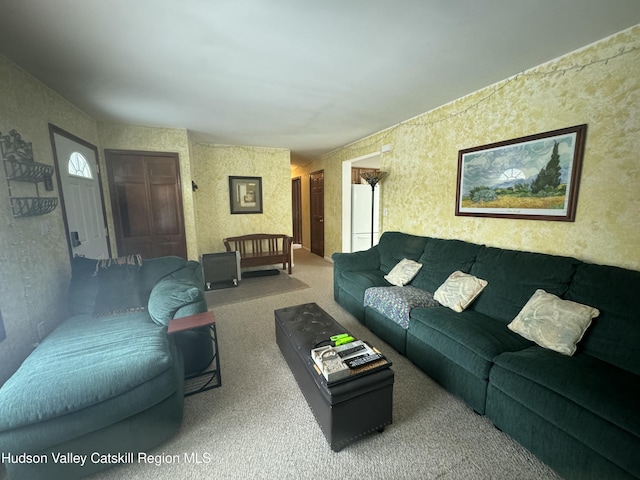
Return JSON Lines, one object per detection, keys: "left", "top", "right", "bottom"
{"left": 351, "top": 184, "right": 380, "bottom": 252}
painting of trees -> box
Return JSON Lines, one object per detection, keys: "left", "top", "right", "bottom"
{"left": 455, "top": 124, "right": 587, "bottom": 221}
{"left": 530, "top": 141, "right": 561, "bottom": 194}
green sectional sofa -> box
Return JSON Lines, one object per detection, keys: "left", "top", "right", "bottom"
{"left": 333, "top": 232, "right": 639, "bottom": 480}
{"left": 0, "top": 255, "right": 211, "bottom": 480}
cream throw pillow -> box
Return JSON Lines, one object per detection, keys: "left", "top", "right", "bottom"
{"left": 384, "top": 258, "right": 423, "bottom": 286}
{"left": 508, "top": 289, "right": 599, "bottom": 356}
{"left": 433, "top": 271, "right": 488, "bottom": 312}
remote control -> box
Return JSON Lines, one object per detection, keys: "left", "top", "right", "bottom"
{"left": 330, "top": 333, "right": 349, "bottom": 341}
{"left": 334, "top": 335, "right": 355, "bottom": 346}
{"left": 346, "top": 353, "right": 382, "bottom": 369}
{"left": 337, "top": 344, "right": 366, "bottom": 358}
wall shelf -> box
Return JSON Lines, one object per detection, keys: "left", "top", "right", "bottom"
{"left": 10, "top": 197, "right": 59, "bottom": 217}
{"left": 1, "top": 129, "right": 58, "bottom": 218}
{"left": 5, "top": 159, "right": 55, "bottom": 183}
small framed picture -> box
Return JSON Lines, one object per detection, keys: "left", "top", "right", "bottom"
{"left": 229, "top": 176, "right": 263, "bottom": 214}
{"left": 455, "top": 124, "right": 587, "bottom": 221}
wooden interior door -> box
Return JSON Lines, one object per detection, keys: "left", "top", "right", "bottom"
{"left": 292, "top": 177, "right": 302, "bottom": 245}
{"left": 310, "top": 170, "right": 324, "bottom": 258}
{"left": 105, "top": 150, "right": 187, "bottom": 259}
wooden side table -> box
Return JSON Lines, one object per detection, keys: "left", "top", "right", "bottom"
{"left": 168, "top": 311, "right": 221, "bottom": 396}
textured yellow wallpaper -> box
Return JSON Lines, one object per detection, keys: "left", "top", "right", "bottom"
{"left": 97, "top": 124, "right": 198, "bottom": 259}
{"left": 311, "top": 26, "right": 640, "bottom": 271}
{"left": 0, "top": 54, "right": 100, "bottom": 383}
{"left": 192, "top": 143, "right": 292, "bottom": 256}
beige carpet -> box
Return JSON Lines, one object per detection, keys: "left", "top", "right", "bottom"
{"left": 205, "top": 272, "right": 309, "bottom": 307}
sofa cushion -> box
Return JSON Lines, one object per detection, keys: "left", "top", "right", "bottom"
{"left": 377, "top": 232, "right": 428, "bottom": 274}
{"left": 0, "top": 312, "right": 178, "bottom": 452}
{"left": 148, "top": 280, "right": 202, "bottom": 326}
{"left": 93, "top": 256, "right": 146, "bottom": 317}
{"left": 412, "top": 237, "right": 483, "bottom": 293}
{"left": 408, "top": 306, "right": 531, "bottom": 379}
{"left": 433, "top": 271, "right": 488, "bottom": 313}
{"left": 170, "top": 260, "right": 203, "bottom": 283}
{"left": 364, "top": 286, "right": 439, "bottom": 329}
{"left": 489, "top": 347, "right": 640, "bottom": 477}
{"left": 508, "top": 289, "right": 599, "bottom": 356}
{"left": 148, "top": 263, "right": 204, "bottom": 326}
{"left": 68, "top": 255, "right": 99, "bottom": 316}
{"left": 384, "top": 258, "right": 422, "bottom": 286}
{"left": 338, "top": 269, "right": 389, "bottom": 300}
{"left": 566, "top": 262, "right": 640, "bottom": 375}
{"left": 140, "top": 255, "right": 188, "bottom": 297}
{"left": 332, "top": 247, "right": 380, "bottom": 273}
{"left": 469, "top": 246, "right": 580, "bottom": 322}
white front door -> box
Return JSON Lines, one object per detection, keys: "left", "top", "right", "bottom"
{"left": 51, "top": 128, "right": 109, "bottom": 259}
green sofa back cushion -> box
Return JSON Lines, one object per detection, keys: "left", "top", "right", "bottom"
{"left": 92, "top": 257, "right": 146, "bottom": 318}
{"left": 412, "top": 237, "right": 483, "bottom": 293}
{"left": 148, "top": 280, "right": 202, "bottom": 326}
{"left": 148, "top": 262, "right": 205, "bottom": 326}
{"left": 566, "top": 262, "right": 640, "bottom": 375}
{"left": 68, "top": 256, "right": 100, "bottom": 316}
{"left": 140, "top": 256, "right": 188, "bottom": 297}
{"left": 377, "top": 232, "right": 429, "bottom": 274}
{"left": 469, "top": 246, "right": 580, "bottom": 323}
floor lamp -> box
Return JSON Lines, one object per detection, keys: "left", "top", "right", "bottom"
{"left": 360, "top": 171, "right": 388, "bottom": 247}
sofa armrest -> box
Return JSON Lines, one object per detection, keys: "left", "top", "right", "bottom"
{"left": 332, "top": 247, "right": 380, "bottom": 273}
{"left": 332, "top": 247, "right": 380, "bottom": 301}
{"left": 174, "top": 298, "right": 207, "bottom": 319}
{"left": 147, "top": 262, "right": 206, "bottom": 326}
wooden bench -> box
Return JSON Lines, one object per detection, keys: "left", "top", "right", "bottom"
{"left": 223, "top": 234, "right": 293, "bottom": 274}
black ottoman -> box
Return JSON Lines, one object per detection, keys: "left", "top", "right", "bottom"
{"left": 275, "top": 303, "right": 394, "bottom": 451}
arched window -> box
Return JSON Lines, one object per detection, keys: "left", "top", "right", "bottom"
{"left": 68, "top": 152, "right": 93, "bottom": 179}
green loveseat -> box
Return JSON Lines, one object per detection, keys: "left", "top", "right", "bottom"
{"left": 0, "top": 255, "right": 212, "bottom": 480}
{"left": 333, "top": 232, "right": 639, "bottom": 480}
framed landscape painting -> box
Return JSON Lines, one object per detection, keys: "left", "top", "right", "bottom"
{"left": 455, "top": 124, "right": 587, "bottom": 221}
{"left": 229, "top": 176, "right": 263, "bottom": 214}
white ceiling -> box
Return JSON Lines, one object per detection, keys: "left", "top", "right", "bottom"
{"left": 1, "top": 1, "right": 639, "bottom": 160}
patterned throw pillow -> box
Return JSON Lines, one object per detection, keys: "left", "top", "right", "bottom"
{"left": 384, "top": 258, "right": 423, "bottom": 286}
{"left": 433, "top": 271, "right": 488, "bottom": 312}
{"left": 508, "top": 289, "right": 599, "bottom": 356}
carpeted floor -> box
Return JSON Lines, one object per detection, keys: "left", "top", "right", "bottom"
{"left": 205, "top": 271, "right": 309, "bottom": 307}
{"left": 89, "top": 249, "right": 560, "bottom": 480}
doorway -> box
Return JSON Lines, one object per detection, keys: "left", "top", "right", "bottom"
{"left": 341, "top": 153, "right": 381, "bottom": 253}
{"left": 49, "top": 125, "right": 110, "bottom": 260}
{"left": 310, "top": 170, "right": 324, "bottom": 258}
{"left": 291, "top": 177, "right": 302, "bottom": 245}
{"left": 105, "top": 150, "right": 187, "bottom": 259}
